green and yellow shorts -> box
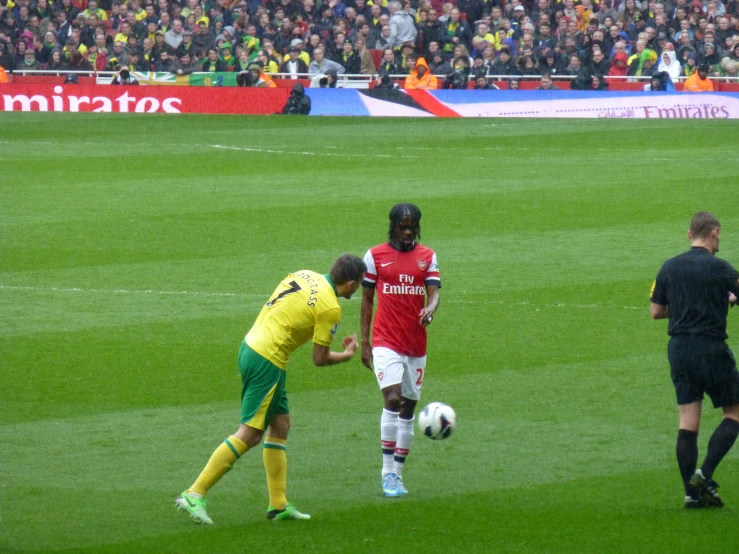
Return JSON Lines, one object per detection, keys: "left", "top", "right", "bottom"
{"left": 238, "top": 341, "right": 289, "bottom": 430}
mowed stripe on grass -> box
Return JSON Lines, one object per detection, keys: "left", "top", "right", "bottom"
{"left": 1, "top": 114, "right": 739, "bottom": 553}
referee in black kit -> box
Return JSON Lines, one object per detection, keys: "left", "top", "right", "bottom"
{"left": 651, "top": 212, "right": 739, "bottom": 509}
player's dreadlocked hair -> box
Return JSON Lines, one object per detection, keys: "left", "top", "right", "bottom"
{"left": 388, "top": 203, "right": 422, "bottom": 242}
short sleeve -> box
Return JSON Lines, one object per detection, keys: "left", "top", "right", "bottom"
{"left": 362, "top": 249, "right": 377, "bottom": 288}
{"left": 313, "top": 306, "right": 341, "bottom": 346}
{"left": 425, "top": 252, "right": 441, "bottom": 288}
{"left": 650, "top": 265, "right": 668, "bottom": 305}
{"left": 721, "top": 261, "right": 739, "bottom": 296}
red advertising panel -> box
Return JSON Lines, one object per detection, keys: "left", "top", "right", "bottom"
{"left": 0, "top": 84, "right": 289, "bottom": 114}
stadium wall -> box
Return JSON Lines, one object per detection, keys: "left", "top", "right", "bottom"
{"left": 2, "top": 84, "right": 739, "bottom": 119}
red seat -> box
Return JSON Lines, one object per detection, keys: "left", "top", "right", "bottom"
{"left": 103, "top": 20, "right": 113, "bottom": 30}
{"left": 370, "top": 49, "right": 382, "bottom": 69}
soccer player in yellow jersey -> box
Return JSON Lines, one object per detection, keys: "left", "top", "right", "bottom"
{"left": 176, "top": 254, "right": 367, "bottom": 525}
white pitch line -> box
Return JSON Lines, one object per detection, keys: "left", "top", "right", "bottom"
{"left": 210, "top": 144, "right": 420, "bottom": 159}
{"left": 209, "top": 144, "right": 494, "bottom": 161}
{"left": 0, "top": 284, "right": 260, "bottom": 299}
{"left": 0, "top": 284, "right": 643, "bottom": 310}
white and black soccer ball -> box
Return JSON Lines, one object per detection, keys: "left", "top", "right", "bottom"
{"left": 418, "top": 402, "right": 456, "bottom": 440}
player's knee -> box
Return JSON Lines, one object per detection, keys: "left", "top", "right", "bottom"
{"left": 385, "top": 399, "right": 401, "bottom": 412}
{"left": 235, "top": 424, "right": 264, "bottom": 448}
{"left": 267, "top": 414, "right": 291, "bottom": 439}
{"left": 384, "top": 393, "right": 402, "bottom": 412}
{"left": 399, "top": 399, "right": 417, "bottom": 419}
{"left": 723, "top": 404, "right": 739, "bottom": 422}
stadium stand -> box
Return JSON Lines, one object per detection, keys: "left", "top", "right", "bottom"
{"left": 1, "top": 0, "right": 738, "bottom": 91}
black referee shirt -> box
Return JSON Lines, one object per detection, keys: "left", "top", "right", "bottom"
{"left": 651, "top": 247, "right": 739, "bottom": 340}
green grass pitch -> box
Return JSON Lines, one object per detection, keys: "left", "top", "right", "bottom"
{"left": 2, "top": 114, "right": 739, "bottom": 553}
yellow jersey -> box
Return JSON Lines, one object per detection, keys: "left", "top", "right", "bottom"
{"left": 246, "top": 271, "right": 341, "bottom": 370}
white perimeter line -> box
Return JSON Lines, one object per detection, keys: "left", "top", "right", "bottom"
{"left": 0, "top": 284, "right": 642, "bottom": 310}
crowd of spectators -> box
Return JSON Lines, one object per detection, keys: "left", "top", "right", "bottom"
{"left": 1, "top": 0, "right": 738, "bottom": 89}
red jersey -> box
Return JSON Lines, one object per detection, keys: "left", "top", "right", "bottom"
{"left": 363, "top": 243, "right": 441, "bottom": 357}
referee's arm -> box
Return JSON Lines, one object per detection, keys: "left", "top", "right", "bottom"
{"left": 650, "top": 302, "right": 670, "bottom": 319}
{"left": 650, "top": 272, "right": 669, "bottom": 319}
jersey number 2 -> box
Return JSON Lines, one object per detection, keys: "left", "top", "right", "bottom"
{"left": 415, "top": 368, "right": 424, "bottom": 387}
{"left": 266, "top": 280, "right": 301, "bottom": 307}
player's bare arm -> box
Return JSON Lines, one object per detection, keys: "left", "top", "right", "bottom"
{"left": 313, "top": 335, "right": 359, "bottom": 367}
{"left": 419, "top": 285, "right": 440, "bottom": 327}
{"left": 360, "top": 286, "right": 375, "bottom": 369}
{"left": 650, "top": 302, "right": 670, "bottom": 319}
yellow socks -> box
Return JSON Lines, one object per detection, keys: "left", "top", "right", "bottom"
{"left": 188, "top": 435, "right": 248, "bottom": 497}
{"left": 187, "top": 434, "right": 288, "bottom": 508}
{"left": 263, "top": 437, "right": 288, "bottom": 509}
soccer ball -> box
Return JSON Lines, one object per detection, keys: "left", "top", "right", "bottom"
{"left": 418, "top": 402, "right": 456, "bottom": 440}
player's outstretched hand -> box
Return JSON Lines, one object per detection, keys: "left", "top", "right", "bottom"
{"left": 730, "top": 292, "right": 737, "bottom": 306}
{"left": 342, "top": 334, "right": 358, "bottom": 356}
{"left": 361, "top": 341, "right": 373, "bottom": 370}
{"left": 419, "top": 307, "right": 435, "bottom": 327}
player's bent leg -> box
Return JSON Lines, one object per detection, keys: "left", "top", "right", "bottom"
{"left": 187, "top": 431, "right": 253, "bottom": 497}
{"left": 694, "top": 404, "right": 739, "bottom": 508}
{"left": 176, "top": 426, "right": 257, "bottom": 525}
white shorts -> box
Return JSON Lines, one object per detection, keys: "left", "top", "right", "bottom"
{"left": 372, "top": 346, "right": 427, "bottom": 401}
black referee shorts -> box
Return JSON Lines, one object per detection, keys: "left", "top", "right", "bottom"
{"left": 668, "top": 335, "right": 739, "bottom": 408}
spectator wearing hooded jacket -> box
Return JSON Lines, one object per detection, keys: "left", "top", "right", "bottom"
{"left": 281, "top": 82, "right": 311, "bottom": 114}
{"left": 700, "top": 42, "right": 722, "bottom": 70}
{"left": 404, "top": 57, "right": 438, "bottom": 89}
{"left": 608, "top": 51, "right": 629, "bottom": 78}
{"left": 683, "top": 63, "right": 715, "bottom": 91}
{"left": 388, "top": 1, "right": 418, "bottom": 49}
{"left": 681, "top": 50, "right": 699, "bottom": 77}
{"left": 657, "top": 50, "right": 681, "bottom": 81}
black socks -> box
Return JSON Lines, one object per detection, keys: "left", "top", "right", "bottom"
{"left": 701, "top": 418, "right": 739, "bottom": 480}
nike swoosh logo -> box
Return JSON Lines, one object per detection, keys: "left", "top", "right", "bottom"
{"left": 381, "top": 262, "right": 394, "bottom": 267}
{"left": 186, "top": 497, "right": 196, "bottom": 508}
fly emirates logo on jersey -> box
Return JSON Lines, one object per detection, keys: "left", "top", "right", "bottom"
{"left": 382, "top": 274, "right": 426, "bottom": 296}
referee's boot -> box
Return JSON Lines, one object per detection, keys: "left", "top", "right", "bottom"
{"left": 689, "top": 469, "right": 724, "bottom": 508}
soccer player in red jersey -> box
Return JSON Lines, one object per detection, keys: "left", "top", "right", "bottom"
{"left": 360, "top": 203, "right": 441, "bottom": 496}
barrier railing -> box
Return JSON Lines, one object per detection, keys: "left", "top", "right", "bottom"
{"left": 8, "top": 69, "right": 739, "bottom": 88}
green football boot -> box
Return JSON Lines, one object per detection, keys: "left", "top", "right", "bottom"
{"left": 175, "top": 491, "right": 214, "bottom": 525}
{"left": 267, "top": 502, "right": 311, "bottom": 520}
